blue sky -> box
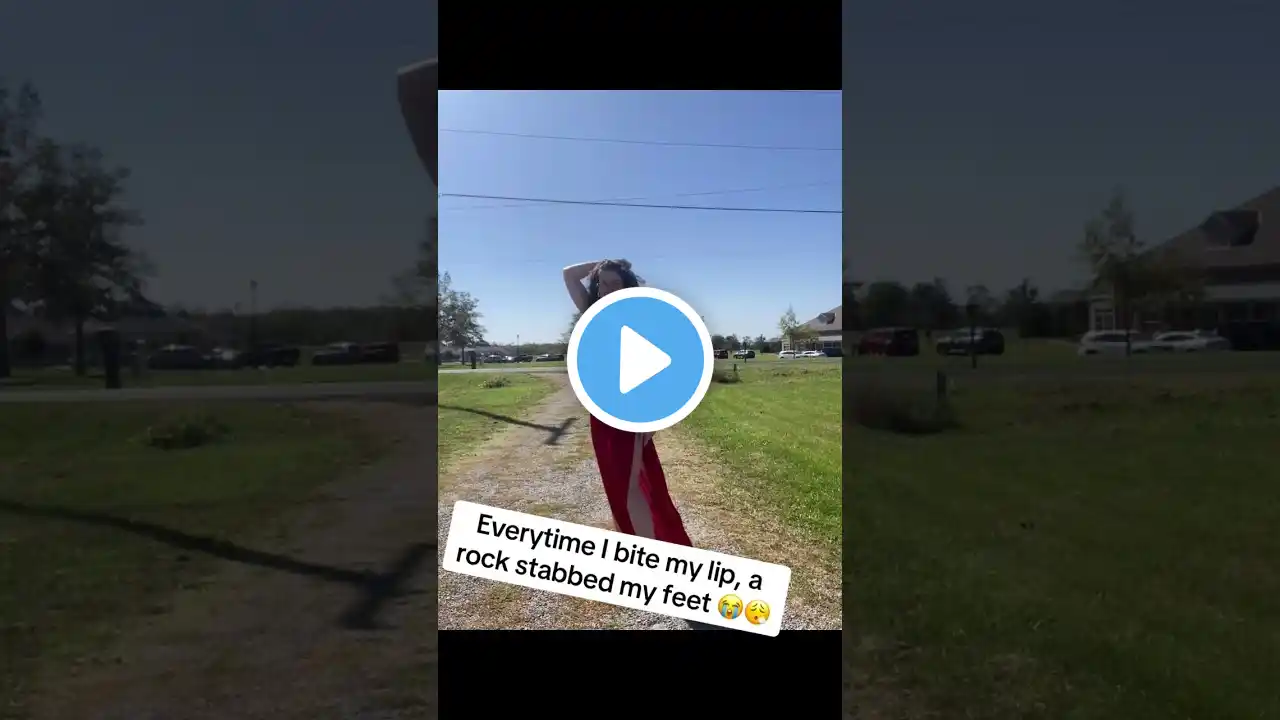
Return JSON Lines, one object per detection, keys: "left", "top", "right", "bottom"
{"left": 845, "top": 3, "right": 1280, "bottom": 297}
{"left": 438, "top": 91, "right": 842, "bottom": 344}
{"left": 0, "top": 1, "right": 437, "bottom": 312}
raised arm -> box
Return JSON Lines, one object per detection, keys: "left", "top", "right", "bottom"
{"left": 563, "top": 261, "right": 599, "bottom": 313}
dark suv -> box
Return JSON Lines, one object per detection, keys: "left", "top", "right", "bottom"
{"left": 362, "top": 342, "right": 402, "bottom": 363}
{"left": 857, "top": 328, "right": 920, "bottom": 357}
{"left": 935, "top": 328, "right": 1005, "bottom": 356}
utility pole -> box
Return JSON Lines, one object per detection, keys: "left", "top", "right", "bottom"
{"left": 516, "top": 333, "right": 520, "bottom": 359}
{"left": 249, "top": 279, "right": 258, "bottom": 349}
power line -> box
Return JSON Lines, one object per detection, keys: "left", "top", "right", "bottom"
{"left": 438, "top": 192, "right": 841, "bottom": 214}
{"left": 440, "top": 180, "right": 842, "bottom": 212}
{"left": 439, "top": 127, "right": 840, "bottom": 152}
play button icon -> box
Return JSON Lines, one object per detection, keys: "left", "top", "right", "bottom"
{"left": 619, "top": 326, "right": 671, "bottom": 394}
{"left": 568, "top": 287, "right": 714, "bottom": 433}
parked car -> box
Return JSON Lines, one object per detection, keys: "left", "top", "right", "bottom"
{"left": 734, "top": 349, "right": 756, "bottom": 359}
{"left": 242, "top": 344, "right": 301, "bottom": 367}
{"left": 362, "top": 342, "right": 402, "bottom": 363}
{"left": 210, "top": 347, "right": 246, "bottom": 369}
{"left": 800, "top": 350, "right": 825, "bottom": 358}
{"left": 1076, "top": 330, "right": 1155, "bottom": 355}
{"left": 822, "top": 346, "right": 843, "bottom": 358}
{"left": 147, "top": 344, "right": 212, "bottom": 370}
{"left": 1150, "top": 330, "right": 1231, "bottom": 353}
{"left": 778, "top": 350, "right": 797, "bottom": 359}
{"left": 935, "top": 328, "right": 1006, "bottom": 356}
{"left": 534, "top": 353, "right": 565, "bottom": 362}
{"left": 713, "top": 349, "right": 729, "bottom": 359}
{"left": 1218, "top": 320, "right": 1280, "bottom": 351}
{"left": 513, "top": 354, "right": 534, "bottom": 363}
{"left": 858, "top": 328, "right": 920, "bottom": 357}
{"left": 311, "top": 342, "right": 364, "bottom": 365}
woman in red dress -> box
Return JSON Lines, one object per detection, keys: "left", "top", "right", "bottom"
{"left": 562, "top": 259, "right": 694, "bottom": 547}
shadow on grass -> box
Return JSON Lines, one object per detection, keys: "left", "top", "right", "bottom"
{"left": 438, "top": 404, "right": 576, "bottom": 445}
{"left": 0, "top": 498, "right": 431, "bottom": 630}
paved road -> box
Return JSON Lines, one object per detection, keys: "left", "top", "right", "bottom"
{"left": 0, "top": 381, "right": 438, "bottom": 404}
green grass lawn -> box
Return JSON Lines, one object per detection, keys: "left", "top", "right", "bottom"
{"left": 437, "top": 372, "right": 559, "bottom": 467}
{"left": 846, "top": 371, "right": 1280, "bottom": 718}
{"left": 676, "top": 361, "right": 842, "bottom": 551}
{"left": 0, "top": 402, "right": 389, "bottom": 718}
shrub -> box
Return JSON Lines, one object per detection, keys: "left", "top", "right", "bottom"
{"left": 143, "top": 414, "right": 231, "bottom": 450}
{"left": 849, "top": 385, "right": 957, "bottom": 435}
{"left": 712, "top": 367, "right": 741, "bottom": 384}
{"left": 480, "top": 375, "right": 510, "bottom": 389}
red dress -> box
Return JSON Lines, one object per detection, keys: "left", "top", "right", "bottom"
{"left": 588, "top": 416, "right": 693, "bottom": 546}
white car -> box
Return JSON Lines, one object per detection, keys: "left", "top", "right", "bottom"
{"left": 800, "top": 350, "right": 825, "bottom": 358}
{"left": 1077, "top": 330, "right": 1155, "bottom": 356}
{"left": 1151, "top": 330, "right": 1231, "bottom": 353}
{"left": 778, "top": 350, "right": 798, "bottom": 359}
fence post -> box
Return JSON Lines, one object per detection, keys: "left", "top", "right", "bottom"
{"left": 99, "top": 330, "right": 122, "bottom": 389}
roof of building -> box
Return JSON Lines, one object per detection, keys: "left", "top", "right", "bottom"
{"left": 1153, "top": 185, "right": 1280, "bottom": 269}
{"left": 801, "top": 305, "right": 842, "bottom": 333}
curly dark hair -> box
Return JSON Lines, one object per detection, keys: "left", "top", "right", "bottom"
{"left": 586, "top": 259, "right": 641, "bottom": 305}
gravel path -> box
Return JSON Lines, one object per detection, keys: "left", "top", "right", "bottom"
{"left": 28, "top": 401, "right": 439, "bottom": 720}
{"left": 438, "top": 377, "right": 841, "bottom": 630}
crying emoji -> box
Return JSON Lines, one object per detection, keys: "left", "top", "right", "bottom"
{"left": 716, "top": 594, "right": 743, "bottom": 620}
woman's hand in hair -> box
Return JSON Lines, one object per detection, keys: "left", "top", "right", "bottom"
{"left": 563, "top": 261, "right": 599, "bottom": 312}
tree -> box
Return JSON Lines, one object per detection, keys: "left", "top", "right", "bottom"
{"left": 383, "top": 216, "right": 440, "bottom": 351}
{"left": 908, "top": 278, "right": 958, "bottom": 331}
{"left": 1079, "top": 188, "right": 1201, "bottom": 356}
{"left": 859, "top": 281, "right": 911, "bottom": 328}
{"left": 0, "top": 81, "right": 43, "bottom": 378}
{"left": 437, "top": 271, "right": 484, "bottom": 358}
{"left": 753, "top": 334, "right": 767, "bottom": 351}
{"left": 559, "top": 310, "right": 582, "bottom": 348}
{"left": 843, "top": 257, "right": 863, "bottom": 331}
{"left": 22, "top": 141, "right": 149, "bottom": 375}
{"left": 1001, "top": 278, "right": 1046, "bottom": 337}
{"left": 778, "top": 306, "right": 802, "bottom": 348}
{"left": 778, "top": 306, "right": 816, "bottom": 350}
{"left": 964, "top": 283, "right": 998, "bottom": 325}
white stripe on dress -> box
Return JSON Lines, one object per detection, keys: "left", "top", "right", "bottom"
{"left": 625, "top": 433, "right": 656, "bottom": 539}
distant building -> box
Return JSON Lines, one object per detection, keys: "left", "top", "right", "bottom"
{"left": 781, "top": 306, "right": 842, "bottom": 352}
{"left": 1088, "top": 186, "right": 1280, "bottom": 332}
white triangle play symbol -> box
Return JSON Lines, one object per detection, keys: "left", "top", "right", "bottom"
{"left": 619, "top": 325, "right": 671, "bottom": 395}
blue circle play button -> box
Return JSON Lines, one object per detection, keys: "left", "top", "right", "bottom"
{"left": 568, "top": 287, "right": 714, "bottom": 433}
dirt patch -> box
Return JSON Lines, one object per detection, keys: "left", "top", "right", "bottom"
{"left": 438, "top": 378, "right": 840, "bottom": 630}
{"left": 27, "top": 400, "right": 439, "bottom": 720}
